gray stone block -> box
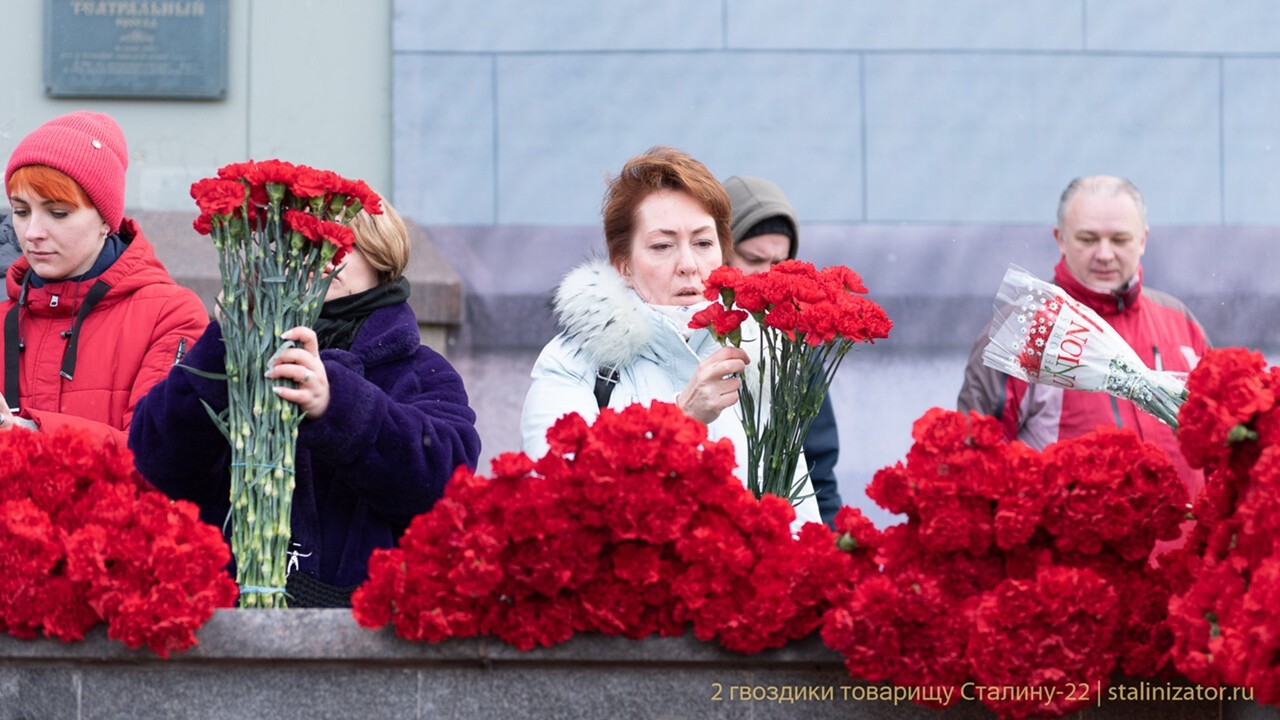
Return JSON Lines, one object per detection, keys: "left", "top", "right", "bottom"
{"left": 420, "top": 665, "right": 871, "bottom": 720}
{"left": 1087, "top": 0, "right": 1280, "bottom": 53}
{"left": 863, "top": 54, "right": 1221, "bottom": 224}
{"left": 726, "top": 0, "right": 1082, "bottom": 51}
{"left": 494, "top": 52, "right": 863, "bottom": 225}
{"left": 394, "top": 55, "right": 496, "bottom": 225}
{"left": 393, "top": 0, "right": 722, "bottom": 52}
{"left": 81, "top": 667, "right": 417, "bottom": 720}
{"left": 425, "top": 221, "right": 1280, "bottom": 351}
{"left": 0, "top": 667, "right": 79, "bottom": 720}
{"left": 1223, "top": 58, "right": 1280, "bottom": 224}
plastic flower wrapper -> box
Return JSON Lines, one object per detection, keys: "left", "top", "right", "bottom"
{"left": 982, "top": 264, "right": 1187, "bottom": 428}
{"left": 189, "top": 160, "right": 381, "bottom": 608}
{"left": 689, "top": 261, "right": 891, "bottom": 505}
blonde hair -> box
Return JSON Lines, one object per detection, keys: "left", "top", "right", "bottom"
{"left": 347, "top": 197, "right": 410, "bottom": 284}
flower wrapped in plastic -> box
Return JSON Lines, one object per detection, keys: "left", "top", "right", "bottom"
{"left": 982, "top": 264, "right": 1186, "bottom": 428}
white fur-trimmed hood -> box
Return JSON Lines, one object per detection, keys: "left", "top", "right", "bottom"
{"left": 552, "top": 259, "right": 654, "bottom": 369}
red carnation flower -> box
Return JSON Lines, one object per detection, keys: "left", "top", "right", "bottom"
{"left": 289, "top": 165, "right": 343, "bottom": 200}
{"left": 190, "top": 177, "right": 246, "bottom": 218}
{"left": 968, "top": 566, "right": 1119, "bottom": 719}
{"left": 339, "top": 177, "right": 384, "bottom": 215}
{"left": 688, "top": 303, "right": 748, "bottom": 339}
{"left": 284, "top": 209, "right": 357, "bottom": 260}
{"left": 1042, "top": 427, "right": 1187, "bottom": 562}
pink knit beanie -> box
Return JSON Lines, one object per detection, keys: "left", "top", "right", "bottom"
{"left": 4, "top": 111, "right": 129, "bottom": 233}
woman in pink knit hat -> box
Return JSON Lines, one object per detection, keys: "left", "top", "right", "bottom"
{"left": 0, "top": 111, "right": 208, "bottom": 443}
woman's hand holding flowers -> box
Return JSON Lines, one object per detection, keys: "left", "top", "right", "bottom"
{"left": 677, "top": 346, "right": 748, "bottom": 424}
{"left": 267, "top": 326, "right": 330, "bottom": 419}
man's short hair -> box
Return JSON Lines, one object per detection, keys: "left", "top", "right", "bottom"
{"left": 1056, "top": 175, "right": 1148, "bottom": 227}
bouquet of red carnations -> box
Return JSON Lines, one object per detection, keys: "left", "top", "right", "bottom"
{"left": 190, "top": 160, "right": 381, "bottom": 607}
{"left": 690, "top": 261, "right": 891, "bottom": 503}
{"left": 983, "top": 264, "right": 1186, "bottom": 427}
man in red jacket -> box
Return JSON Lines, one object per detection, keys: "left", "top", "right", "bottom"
{"left": 958, "top": 176, "right": 1210, "bottom": 500}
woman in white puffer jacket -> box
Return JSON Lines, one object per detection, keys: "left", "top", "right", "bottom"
{"left": 520, "top": 146, "right": 821, "bottom": 529}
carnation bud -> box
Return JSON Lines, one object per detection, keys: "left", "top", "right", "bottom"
{"left": 836, "top": 533, "right": 859, "bottom": 553}
{"left": 1227, "top": 424, "right": 1259, "bottom": 444}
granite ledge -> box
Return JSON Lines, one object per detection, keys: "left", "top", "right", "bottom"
{"left": 0, "top": 609, "right": 843, "bottom": 667}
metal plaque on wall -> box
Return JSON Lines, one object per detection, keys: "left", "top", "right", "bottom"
{"left": 44, "top": 0, "right": 228, "bottom": 100}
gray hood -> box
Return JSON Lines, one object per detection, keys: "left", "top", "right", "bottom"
{"left": 722, "top": 175, "right": 798, "bottom": 259}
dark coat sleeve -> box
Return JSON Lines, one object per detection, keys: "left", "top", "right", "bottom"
{"left": 803, "top": 391, "right": 842, "bottom": 527}
{"left": 299, "top": 344, "right": 481, "bottom": 522}
{"left": 127, "top": 321, "right": 233, "bottom": 511}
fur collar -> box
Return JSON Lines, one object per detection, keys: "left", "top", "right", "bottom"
{"left": 552, "top": 259, "right": 654, "bottom": 369}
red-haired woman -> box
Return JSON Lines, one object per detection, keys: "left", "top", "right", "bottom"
{"left": 0, "top": 111, "right": 207, "bottom": 442}
{"left": 519, "top": 146, "right": 820, "bottom": 529}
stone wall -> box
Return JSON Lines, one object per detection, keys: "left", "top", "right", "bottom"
{"left": 133, "top": 211, "right": 464, "bottom": 355}
{"left": 391, "top": 2, "right": 1280, "bottom": 354}
{"left": 0, "top": 610, "right": 1272, "bottom": 720}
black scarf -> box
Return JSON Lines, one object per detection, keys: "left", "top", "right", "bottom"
{"left": 314, "top": 277, "right": 411, "bottom": 351}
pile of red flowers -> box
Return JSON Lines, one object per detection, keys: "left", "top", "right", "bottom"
{"left": 0, "top": 428, "right": 237, "bottom": 657}
{"left": 190, "top": 158, "right": 382, "bottom": 262}
{"left": 353, "top": 401, "right": 876, "bottom": 653}
{"left": 821, "top": 409, "right": 1188, "bottom": 719}
{"left": 1169, "top": 348, "right": 1280, "bottom": 702}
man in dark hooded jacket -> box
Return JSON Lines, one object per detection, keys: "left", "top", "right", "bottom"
{"left": 0, "top": 213, "right": 19, "bottom": 297}
{"left": 721, "top": 175, "right": 844, "bottom": 527}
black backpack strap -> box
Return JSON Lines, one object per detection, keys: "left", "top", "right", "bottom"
{"left": 594, "top": 366, "right": 619, "bottom": 409}
{"left": 3, "top": 271, "right": 31, "bottom": 409}
{"left": 59, "top": 280, "right": 112, "bottom": 381}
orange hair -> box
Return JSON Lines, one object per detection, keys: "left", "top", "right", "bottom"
{"left": 602, "top": 146, "right": 732, "bottom": 268}
{"left": 7, "top": 165, "right": 94, "bottom": 208}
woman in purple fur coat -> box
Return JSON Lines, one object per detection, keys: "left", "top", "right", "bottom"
{"left": 129, "top": 200, "right": 481, "bottom": 607}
